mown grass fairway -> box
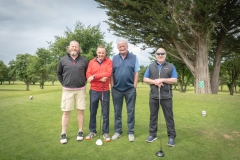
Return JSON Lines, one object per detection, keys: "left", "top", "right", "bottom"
{"left": 0, "top": 82, "right": 240, "bottom": 160}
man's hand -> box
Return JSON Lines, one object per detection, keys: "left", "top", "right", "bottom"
{"left": 100, "top": 77, "right": 108, "bottom": 82}
{"left": 154, "top": 79, "right": 164, "bottom": 87}
{"left": 87, "top": 75, "right": 94, "bottom": 83}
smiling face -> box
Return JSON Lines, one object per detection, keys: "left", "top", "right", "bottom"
{"left": 68, "top": 41, "right": 80, "bottom": 57}
{"left": 155, "top": 48, "right": 166, "bottom": 64}
{"left": 96, "top": 46, "right": 106, "bottom": 62}
{"left": 117, "top": 40, "right": 128, "bottom": 56}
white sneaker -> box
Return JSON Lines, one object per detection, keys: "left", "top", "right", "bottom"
{"left": 77, "top": 131, "right": 84, "bottom": 141}
{"left": 60, "top": 133, "right": 67, "bottom": 144}
{"left": 85, "top": 132, "right": 96, "bottom": 140}
{"left": 103, "top": 133, "right": 111, "bottom": 142}
{"left": 111, "top": 133, "right": 121, "bottom": 140}
{"left": 128, "top": 134, "right": 135, "bottom": 142}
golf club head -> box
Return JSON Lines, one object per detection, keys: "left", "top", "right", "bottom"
{"left": 96, "top": 139, "right": 103, "bottom": 146}
{"left": 156, "top": 150, "right": 164, "bottom": 157}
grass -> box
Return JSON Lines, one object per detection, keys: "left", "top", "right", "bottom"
{"left": 0, "top": 82, "right": 240, "bottom": 160}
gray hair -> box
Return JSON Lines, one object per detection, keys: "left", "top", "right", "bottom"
{"left": 67, "top": 40, "right": 82, "bottom": 53}
{"left": 116, "top": 38, "right": 128, "bottom": 46}
{"left": 69, "top": 40, "right": 80, "bottom": 46}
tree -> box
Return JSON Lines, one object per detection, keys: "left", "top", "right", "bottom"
{"left": 222, "top": 53, "right": 240, "bottom": 95}
{"left": 50, "top": 21, "right": 114, "bottom": 71}
{"left": 0, "top": 60, "right": 8, "bottom": 84}
{"left": 95, "top": 0, "right": 240, "bottom": 94}
{"left": 175, "top": 62, "right": 193, "bottom": 92}
{"left": 29, "top": 48, "right": 52, "bottom": 89}
{"left": 8, "top": 60, "right": 17, "bottom": 84}
{"left": 138, "top": 65, "right": 147, "bottom": 83}
{"left": 47, "top": 74, "right": 58, "bottom": 85}
{"left": 237, "top": 80, "right": 240, "bottom": 92}
{"left": 210, "top": 0, "right": 240, "bottom": 94}
{"left": 218, "top": 68, "right": 229, "bottom": 91}
{"left": 12, "top": 54, "right": 33, "bottom": 90}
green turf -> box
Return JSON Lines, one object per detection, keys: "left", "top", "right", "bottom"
{"left": 0, "top": 82, "right": 239, "bottom": 160}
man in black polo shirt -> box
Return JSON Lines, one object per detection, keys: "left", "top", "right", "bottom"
{"left": 57, "top": 40, "right": 88, "bottom": 144}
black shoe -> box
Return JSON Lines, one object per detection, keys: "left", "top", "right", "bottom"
{"left": 167, "top": 138, "right": 175, "bottom": 147}
{"left": 146, "top": 135, "right": 157, "bottom": 143}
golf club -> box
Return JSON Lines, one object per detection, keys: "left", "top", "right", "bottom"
{"left": 96, "top": 82, "right": 105, "bottom": 146}
{"left": 96, "top": 102, "right": 103, "bottom": 146}
{"left": 156, "top": 72, "right": 164, "bottom": 157}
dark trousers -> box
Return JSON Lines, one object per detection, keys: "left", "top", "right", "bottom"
{"left": 149, "top": 98, "right": 176, "bottom": 139}
{"left": 89, "top": 89, "right": 110, "bottom": 134}
{"left": 112, "top": 87, "right": 136, "bottom": 134}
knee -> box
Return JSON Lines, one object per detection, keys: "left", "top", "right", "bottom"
{"left": 78, "top": 109, "right": 84, "bottom": 115}
{"left": 63, "top": 111, "right": 70, "bottom": 115}
{"left": 62, "top": 111, "right": 70, "bottom": 118}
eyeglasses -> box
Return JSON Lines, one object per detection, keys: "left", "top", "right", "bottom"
{"left": 156, "top": 52, "right": 165, "bottom": 56}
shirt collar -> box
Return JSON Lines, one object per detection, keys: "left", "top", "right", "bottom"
{"left": 95, "top": 57, "right": 105, "bottom": 64}
{"left": 155, "top": 60, "right": 166, "bottom": 66}
{"left": 119, "top": 51, "right": 129, "bottom": 59}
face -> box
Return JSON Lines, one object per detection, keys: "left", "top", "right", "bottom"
{"left": 96, "top": 47, "right": 106, "bottom": 62}
{"left": 69, "top": 42, "right": 80, "bottom": 56}
{"left": 117, "top": 41, "right": 128, "bottom": 55}
{"left": 155, "top": 48, "right": 166, "bottom": 64}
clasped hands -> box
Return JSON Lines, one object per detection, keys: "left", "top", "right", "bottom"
{"left": 154, "top": 79, "right": 164, "bottom": 87}
{"left": 100, "top": 77, "right": 108, "bottom": 82}
{"left": 87, "top": 75, "right": 108, "bottom": 83}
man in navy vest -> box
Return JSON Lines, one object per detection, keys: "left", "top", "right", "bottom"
{"left": 111, "top": 38, "right": 140, "bottom": 142}
{"left": 143, "top": 48, "right": 178, "bottom": 147}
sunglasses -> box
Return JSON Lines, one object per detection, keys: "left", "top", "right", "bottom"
{"left": 156, "top": 52, "right": 165, "bottom": 56}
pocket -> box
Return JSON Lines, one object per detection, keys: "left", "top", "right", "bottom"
{"left": 61, "top": 99, "right": 65, "bottom": 109}
{"left": 61, "top": 90, "right": 67, "bottom": 109}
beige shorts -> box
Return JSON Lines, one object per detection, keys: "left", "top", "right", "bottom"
{"left": 60, "top": 89, "right": 87, "bottom": 111}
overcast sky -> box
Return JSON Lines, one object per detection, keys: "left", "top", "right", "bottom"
{"left": 0, "top": 0, "right": 151, "bottom": 66}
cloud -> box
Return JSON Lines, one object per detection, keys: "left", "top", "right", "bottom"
{"left": 129, "top": 45, "right": 152, "bottom": 66}
{"left": 0, "top": 0, "right": 151, "bottom": 66}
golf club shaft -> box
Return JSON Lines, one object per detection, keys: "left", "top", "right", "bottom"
{"left": 158, "top": 87, "right": 163, "bottom": 151}
{"left": 158, "top": 71, "right": 163, "bottom": 151}
{"left": 98, "top": 82, "right": 105, "bottom": 139}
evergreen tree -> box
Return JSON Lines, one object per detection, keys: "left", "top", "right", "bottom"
{"left": 95, "top": 0, "right": 240, "bottom": 94}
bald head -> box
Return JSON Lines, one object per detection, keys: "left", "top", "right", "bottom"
{"left": 156, "top": 48, "right": 166, "bottom": 54}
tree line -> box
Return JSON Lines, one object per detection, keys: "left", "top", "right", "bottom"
{"left": 1, "top": 0, "right": 240, "bottom": 96}
{"left": 95, "top": 0, "right": 240, "bottom": 95}
{"left": 0, "top": 22, "right": 113, "bottom": 90}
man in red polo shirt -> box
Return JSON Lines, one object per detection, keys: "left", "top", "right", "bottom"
{"left": 85, "top": 45, "right": 112, "bottom": 142}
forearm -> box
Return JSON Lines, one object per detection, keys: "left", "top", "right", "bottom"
{"left": 134, "top": 72, "right": 138, "bottom": 88}
{"left": 57, "top": 75, "right": 63, "bottom": 85}
{"left": 160, "top": 78, "right": 178, "bottom": 84}
{"left": 57, "top": 62, "right": 63, "bottom": 84}
{"left": 143, "top": 77, "right": 155, "bottom": 85}
{"left": 143, "top": 77, "right": 177, "bottom": 87}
